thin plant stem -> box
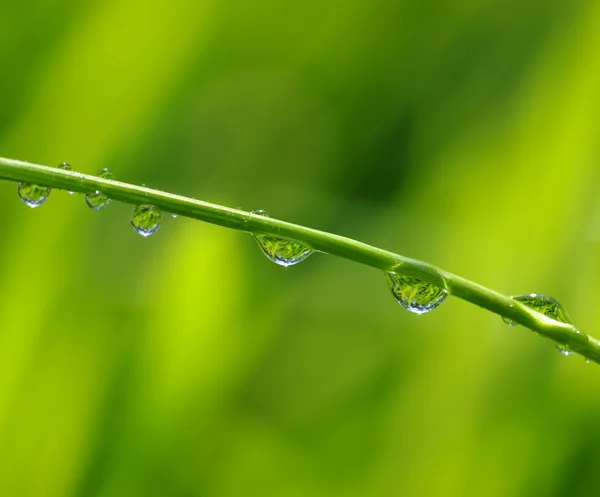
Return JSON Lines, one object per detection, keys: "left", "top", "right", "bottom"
{"left": 0, "top": 156, "right": 597, "bottom": 363}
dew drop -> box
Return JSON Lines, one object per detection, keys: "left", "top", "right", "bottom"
{"left": 250, "top": 210, "right": 314, "bottom": 267}
{"left": 58, "top": 162, "right": 74, "bottom": 194}
{"left": 557, "top": 346, "right": 575, "bottom": 356}
{"left": 171, "top": 213, "right": 178, "bottom": 218}
{"left": 502, "top": 294, "right": 570, "bottom": 326}
{"left": 385, "top": 273, "right": 448, "bottom": 314}
{"left": 85, "top": 168, "right": 114, "bottom": 210}
{"left": 18, "top": 182, "right": 51, "bottom": 208}
{"left": 131, "top": 204, "right": 162, "bottom": 237}
{"left": 501, "top": 293, "right": 574, "bottom": 355}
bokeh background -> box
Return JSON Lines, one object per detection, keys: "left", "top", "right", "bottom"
{"left": 1, "top": 1, "right": 600, "bottom": 496}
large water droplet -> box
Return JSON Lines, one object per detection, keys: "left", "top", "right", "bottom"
{"left": 131, "top": 204, "right": 162, "bottom": 237}
{"left": 18, "top": 183, "right": 51, "bottom": 208}
{"left": 250, "top": 210, "right": 314, "bottom": 267}
{"left": 58, "top": 162, "right": 74, "bottom": 194}
{"left": 502, "top": 293, "right": 574, "bottom": 355}
{"left": 85, "top": 168, "right": 114, "bottom": 210}
{"left": 386, "top": 273, "right": 448, "bottom": 314}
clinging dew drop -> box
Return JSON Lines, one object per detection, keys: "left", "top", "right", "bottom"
{"left": 501, "top": 293, "right": 574, "bottom": 355}
{"left": 385, "top": 273, "right": 448, "bottom": 314}
{"left": 18, "top": 183, "right": 51, "bottom": 208}
{"left": 57, "top": 162, "right": 74, "bottom": 194}
{"left": 85, "top": 168, "right": 114, "bottom": 210}
{"left": 131, "top": 204, "right": 162, "bottom": 237}
{"left": 250, "top": 210, "right": 314, "bottom": 267}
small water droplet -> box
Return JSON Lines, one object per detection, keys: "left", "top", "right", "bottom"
{"left": 385, "top": 273, "right": 448, "bottom": 314}
{"left": 57, "top": 162, "right": 74, "bottom": 194}
{"left": 85, "top": 168, "right": 114, "bottom": 210}
{"left": 18, "top": 182, "right": 51, "bottom": 208}
{"left": 171, "top": 213, "right": 178, "bottom": 218}
{"left": 131, "top": 204, "right": 162, "bottom": 237}
{"left": 503, "top": 304, "right": 517, "bottom": 326}
{"left": 502, "top": 293, "right": 574, "bottom": 355}
{"left": 557, "top": 346, "right": 575, "bottom": 356}
{"left": 250, "top": 210, "right": 314, "bottom": 267}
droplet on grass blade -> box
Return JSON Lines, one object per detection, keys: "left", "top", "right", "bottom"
{"left": 57, "top": 162, "right": 75, "bottom": 194}
{"left": 385, "top": 273, "right": 448, "bottom": 314}
{"left": 502, "top": 293, "right": 574, "bottom": 355}
{"left": 131, "top": 204, "right": 162, "bottom": 237}
{"left": 250, "top": 210, "right": 314, "bottom": 267}
{"left": 85, "top": 168, "right": 114, "bottom": 210}
{"left": 18, "top": 183, "right": 50, "bottom": 208}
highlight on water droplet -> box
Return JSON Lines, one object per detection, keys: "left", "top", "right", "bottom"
{"left": 131, "top": 204, "right": 162, "bottom": 237}
{"left": 85, "top": 168, "right": 114, "bottom": 210}
{"left": 385, "top": 272, "right": 448, "bottom": 314}
{"left": 250, "top": 210, "right": 314, "bottom": 267}
{"left": 501, "top": 293, "right": 574, "bottom": 355}
{"left": 18, "top": 182, "right": 51, "bottom": 208}
{"left": 57, "top": 162, "right": 74, "bottom": 194}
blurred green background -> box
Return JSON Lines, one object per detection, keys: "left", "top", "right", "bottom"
{"left": 1, "top": 1, "right": 600, "bottom": 496}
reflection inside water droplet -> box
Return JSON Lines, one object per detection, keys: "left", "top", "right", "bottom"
{"left": 57, "top": 162, "right": 74, "bottom": 194}
{"left": 502, "top": 293, "right": 574, "bottom": 355}
{"left": 85, "top": 168, "right": 114, "bottom": 210}
{"left": 250, "top": 210, "right": 314, "bottom": 267}
{"left": 385, "top": 272, "right": 447, "bottom": 314}
{"left": 18, "top": 183, "right": 51, "bottom": 208}
{"left": 131, "top": 204, "right": 162, "bottom": 237}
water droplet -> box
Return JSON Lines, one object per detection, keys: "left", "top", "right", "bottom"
{"left": 57, "top": 162, "right": 74, "bottom": 194}
{"left": 385, "top": 273, "right": 448, "bottom": 314}
{"left": 171, "top": 213, "right": 178, "bottom": 218}
{"left": 85, "top": 168, "right": 114, "bottom": 210}
{"left": 250, "top": 210, "right": 314, "bottom": 267}
{"left": 131, "top": 204, "right": 162, "bottom": 237}
{"left": 557, "top": 346, "right": 575, "bottom": 356}
{"left": 18, "top": 182, "right": 51, "bottom": 208}
{"left": 502, "top": 293, "right": 574, "bottom": 355}
{"left": 502, "top": 294, "right": 570, "bottom": 326}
